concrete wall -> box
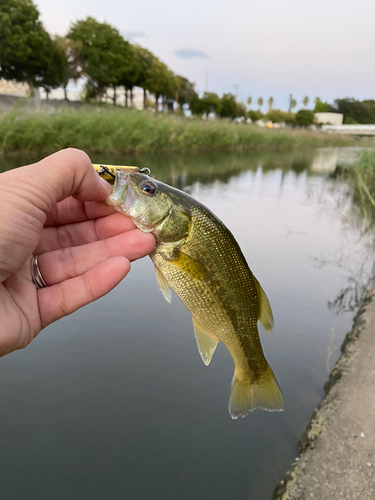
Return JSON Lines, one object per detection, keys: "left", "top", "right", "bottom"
{"left": 315, "top": 112, "right": 344, "bottom": 126}
{"left": 0, "top": 93, "right": 88, "bottom": 113}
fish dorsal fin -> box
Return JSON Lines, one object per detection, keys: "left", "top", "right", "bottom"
{"left": 192, "top": 319, "right": 218, "bottom": 366}
{"left": 155, "top": 266, "right": 172, "bottom": 303}
{"left": 253, "top": 276, "right": 274, "bottom": 334}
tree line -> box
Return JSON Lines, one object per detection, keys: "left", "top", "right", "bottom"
{"left": 0, "top": 0, "right": 198, "bottom": 112}
{"left": 1, "top": 0, "right": 374, "bottom": 125}
{"left": 0, "top": 0, "right": 324, "bottom": 123}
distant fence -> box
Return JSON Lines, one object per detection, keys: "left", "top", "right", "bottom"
{"left": 322, "top": 124, "right": 375, "bottom": 136}
{"left": 0, "top": 93, "right": 87, "bottom": 113}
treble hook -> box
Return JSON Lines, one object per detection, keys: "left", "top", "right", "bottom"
{"left": 98, "top": 165, "right": 116, "bottom": 179}
{"left": 139, "top": 167, "right": 152, "bottom": 176}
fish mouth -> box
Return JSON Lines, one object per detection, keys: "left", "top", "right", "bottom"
{"left": 106, "top": 171, "right": 138, "bottom": 215}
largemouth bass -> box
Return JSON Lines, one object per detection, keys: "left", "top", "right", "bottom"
{"left": 107, "top": 170, "right": 284, "bottom": 418}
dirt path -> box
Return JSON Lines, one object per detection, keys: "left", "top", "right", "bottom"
{"left": 273, "top": 288, "right": 375, "bottom": 500}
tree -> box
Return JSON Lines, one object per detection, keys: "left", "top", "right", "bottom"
{"left": 69, "top": 17, "right": 133, "bottom": 103}
{"left": 39, "top": 39, "right": 67, "bottom": 99}
{"left": 117, "top": 43, "right": 142, "bottom": 108}
{"left": 219, "top": 93, "right": 245, "bottom": 120}
{"left": 257, "top": 97, "right": 264, "bottom": 111}
{"left": 143, "top": 57, "right": 171, "bottom": 111}
{"left": 190, "top": 96, "right": 206, "bottom": 116}
{"left": 0, "top": 0, "right": 63, "bottom": 95}
{"left": 303, "top": 96, "right": 309, "bottom": 108}
{"left": 295, "top": 109, "right": 314, "bottom": 126}
{"left": 288, "top": 93, "right": 297, "bottom": 112}
{"left": 247, "top": 97, "right": 252, "bottom": 107}
{"left": 331, "top": 98, "right": 375, "bottom": 124}
{"left": 54, "top": 36, "right": 84, "bottom": 100}
{"left": 268, "top": 96, "right": 274, "bottom": 111}
{"left": 220, "top": 93, "right": 238, "bottom": 119}
{"left": 314, "top": 97, "right": 330, "bottom": 113}
{"left": 266, "top": 109, "right": 296, "bottom": 124}
{"left": 177, "top": 76, "right": 197, "bottom": 111}
{"left": 201, "top": 92, "right": 221, "bottom": 117}
{"left": 131, "top": 45, "right": 156, "bottom": 109}
{"left": 247, "top": 110, "right": 263, "bottom": 122}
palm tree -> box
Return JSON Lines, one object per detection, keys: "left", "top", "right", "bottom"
{"left": 257, "top": 97, "right": 263, "bottom": 111}
{"left": 303, "top": 96, "right": 309, "bottom": 108}
{"left": 290, "top": 99, "right": 297, "bottom": 112}
{"left": 247, "top": 97, "right": 252, "bottom": 107}
{"left": 268, "top": 96, "right": 274, "bottom": 111}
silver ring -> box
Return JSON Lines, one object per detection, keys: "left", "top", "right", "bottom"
{"left": 30, "top": 255, "right": 48, "bottom": 290}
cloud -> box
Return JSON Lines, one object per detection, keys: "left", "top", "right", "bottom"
{"left": 174, "top": 49, "right": 209, "bottom": 59}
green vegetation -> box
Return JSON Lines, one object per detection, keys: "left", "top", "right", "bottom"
{"left": 0, "top": 0, "right": 66, "bottom": 96}
{"left": 331, "top": 98, "right": 375, "bottom": 124}
{"left": 295, "top": 109, "right": 315, "bottom": 126}
{"left": 340, "top": 150, "right": 375, "bottom": 227}
{"left": 313, "top": 98, "right": 330, "bottom": 113}
{"left": 0, "top": 107, "right": 362, "bottom": 156}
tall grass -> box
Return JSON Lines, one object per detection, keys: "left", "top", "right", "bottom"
{"left": 341, "top": 150, "right": 375, "bottom": 227}
{"left": 0, "top": 106, "right": 364, "bottom": 155}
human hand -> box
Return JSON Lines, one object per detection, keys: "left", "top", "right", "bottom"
{"left": 0, "top": 149, "right": 155, "bottom": 357}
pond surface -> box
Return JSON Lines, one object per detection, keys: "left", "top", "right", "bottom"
{"left": 0, "top": 148, "right": 374, "bottom": 500}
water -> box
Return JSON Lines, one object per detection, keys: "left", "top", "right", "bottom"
{"left": 1, "top": 148, "right": 374, "bottom": 499}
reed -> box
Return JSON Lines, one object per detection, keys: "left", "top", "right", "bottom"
{"left": 0, "top": 106, "right": 362, "bottom": 155}
{"left": 341, "top": 150, "right": 375, "bottom": 227}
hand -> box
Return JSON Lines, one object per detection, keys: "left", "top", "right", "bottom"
{"left": 0, "top": 149, "right": 155, "bottom": 357}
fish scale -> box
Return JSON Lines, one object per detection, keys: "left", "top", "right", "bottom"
{"left": 107, "top": 171, "right": 284, "bottom": 418}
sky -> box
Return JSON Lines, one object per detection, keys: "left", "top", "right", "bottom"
{"left": 35, "top": 0, "right": 375, "bottom": 110}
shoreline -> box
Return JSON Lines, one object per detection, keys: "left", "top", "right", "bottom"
{"left": 273, "top": 287, "right": 375, "bottom": 499}
{"left": 0, "top": 107, "right": 370, "bottom": 156}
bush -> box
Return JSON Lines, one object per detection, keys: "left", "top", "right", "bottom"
{"left": 295, "top": 109, "right": 314, "bottom": 126}
{"left": 265, "top": 109, "right": 296, "bottom": 124}
{"left": 344, "top": 116, "right": 359, "bottom": 125}
{"left": 247, "top": 110, "right": 263, "bottom": 122}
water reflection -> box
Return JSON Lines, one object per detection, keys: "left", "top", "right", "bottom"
{"left": 0, "top": 147, "right": 374, "bottom": 500}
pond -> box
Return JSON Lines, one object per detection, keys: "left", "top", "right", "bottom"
{"left": 0, "top": 147, "right": 374, "bottom": 499}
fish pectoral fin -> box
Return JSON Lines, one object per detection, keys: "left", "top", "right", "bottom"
{"left": 192, "top": 319, "right": 218, "bottom": 366}
{"left": 155, "top": 266, "right": 172, "bottom": 303}
{"left": 254, "top": 276, "right": 274, "bottom": 334}
{"left": 173, "top": 251, "right": 205, "bottom": 280}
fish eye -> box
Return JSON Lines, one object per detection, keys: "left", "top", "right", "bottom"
{"left": 140, "top": 181, "right": 157, "bottom": 195}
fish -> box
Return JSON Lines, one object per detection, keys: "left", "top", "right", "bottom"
{"left": 106, "top": 170, "right": 284, "bottom": 418}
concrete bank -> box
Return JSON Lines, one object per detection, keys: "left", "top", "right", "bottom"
{"left": 273, "top": 288, "right": 375, "bottom": 500}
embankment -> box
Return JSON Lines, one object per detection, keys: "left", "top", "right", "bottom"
{"left": 0, "top": 106, "right": 368, "bottom": 156}
{"left": 273, "top": 287, "right": 375, "bottom": 500}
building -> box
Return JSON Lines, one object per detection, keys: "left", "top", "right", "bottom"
{"left": 314, "top": 112, "right": 344, "bottom": 126}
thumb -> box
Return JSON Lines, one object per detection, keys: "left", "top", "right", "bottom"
{"left": 7, "top": 149, "right": 111, "bottom": 215}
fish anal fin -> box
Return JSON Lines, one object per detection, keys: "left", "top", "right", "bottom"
{"left": 229, "top": 364, "right": 284, "bottom": 419}
{"left": 192, "top": 319, "right": 218, "bottom": 366}
{"left": 155, "top": 266, "right": 172, "bottom": 303}
{"left": 254, "top": 276, "right": 274, "bottom": 333}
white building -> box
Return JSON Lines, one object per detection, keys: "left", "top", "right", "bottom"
{"left": 314, "top": 112, "right": 343, "bottom": 126}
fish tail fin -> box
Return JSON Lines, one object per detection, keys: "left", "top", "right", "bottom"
{"left": 229, "top": 364, "right": 284, "bottom": 419}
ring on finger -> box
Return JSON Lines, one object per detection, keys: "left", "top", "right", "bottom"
{"left": 30, "top": 255, "right": 48, "bottom": 290}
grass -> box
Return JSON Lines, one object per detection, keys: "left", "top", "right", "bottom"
{"left": 340, "top": 149, "right": 375, "bottom": 228}
{"left": 0, "top": 106, "right": 366, "bottom": 156}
